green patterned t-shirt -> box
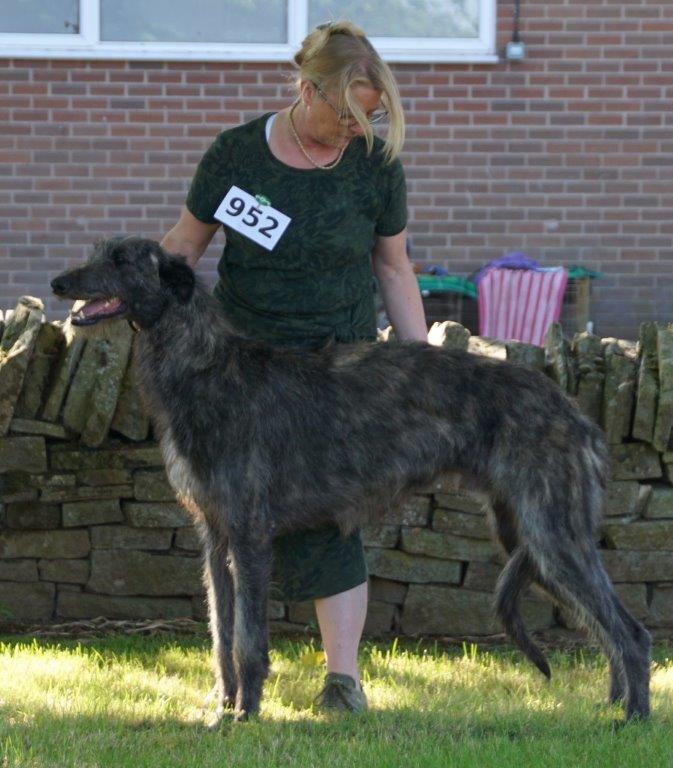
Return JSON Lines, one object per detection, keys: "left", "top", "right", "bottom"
{"left": 185, "top": 113, "right": 407, "bottom": 346}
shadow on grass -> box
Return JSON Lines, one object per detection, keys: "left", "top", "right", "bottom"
{"left": 0, "top": 696, "right": 657, "bottom": 768}
{"left": 0, "top": 686, "right": 665, "bottom": 768}
{"left": 1, "top": 633, "right": 670, "bottom": 766}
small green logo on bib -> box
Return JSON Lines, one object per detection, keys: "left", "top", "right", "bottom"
{"left": 255, "top": 194, "right": 271, "bottom": 207}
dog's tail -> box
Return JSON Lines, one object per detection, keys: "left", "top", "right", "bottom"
{"left": 494, "top": 548, "right": 551, "bottom": 679}
{"left": 492, "top": 424, "right": 608, "bottom": 681}
{"left": 490, "top": 497, "right": 551, "bottom": 678}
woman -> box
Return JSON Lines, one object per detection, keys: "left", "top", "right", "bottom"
{"left": 161, "top": 20, "right": 427, "bottom": 713}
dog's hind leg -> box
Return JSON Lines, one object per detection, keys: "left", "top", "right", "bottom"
{"left": 608, "top": 595, "right": 652, "bottom": 711}
{"left": 201, "top": 528, "right": 238, "bottom": 720}
{"left": 228, "top": 533, "right": 273, "bottom": 720}
{"left": 608, "top": 663, "right": 627, "bottom": 706}
{"left": 532, "top": 541, "right": 651, "bottom": 720}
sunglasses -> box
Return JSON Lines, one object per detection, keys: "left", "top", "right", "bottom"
{"left": 312, "top": 83, "right": 388, "bottom": 126}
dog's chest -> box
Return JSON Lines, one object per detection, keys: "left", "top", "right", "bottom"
{"left": 160, "top": 430, "right": 206, "bottom": 521}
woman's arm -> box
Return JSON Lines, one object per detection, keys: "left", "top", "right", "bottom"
{"left": 161, "top": 206, "right": 221, "bottom": 267}
{"left": 372, "top": 228, "right": 428, "bottom": 342}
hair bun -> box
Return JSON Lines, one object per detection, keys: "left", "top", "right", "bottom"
{"left": 319, "top": 20, "right": 365, "bottom": 38}
{"left": 294, "top": 20, "right": 367, "bottom": 68}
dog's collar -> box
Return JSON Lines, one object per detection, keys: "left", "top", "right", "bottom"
{"left": 127, "top": 319, "right": 141, "bottom": 333}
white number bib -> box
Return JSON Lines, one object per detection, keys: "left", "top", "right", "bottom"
{"left": 214, "top": 186, "right": 291, "bottom": 251}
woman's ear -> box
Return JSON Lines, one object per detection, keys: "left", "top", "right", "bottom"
{"left": 299, "top": 79, "right": 314, "bottom": 109}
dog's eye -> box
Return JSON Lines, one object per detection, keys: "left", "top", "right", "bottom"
{"left": 112, "top": 251, "right": 129, "bottom": 267}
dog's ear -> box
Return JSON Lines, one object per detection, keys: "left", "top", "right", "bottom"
{"left": 158, "top": 253, "right": 195, "bottom": 303}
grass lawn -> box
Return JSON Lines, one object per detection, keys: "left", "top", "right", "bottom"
{"left": 1, "top": 633, "right": 672, "bottom": 768}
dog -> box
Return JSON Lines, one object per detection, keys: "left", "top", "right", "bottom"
{"left": 51, "top": 236, "right": 651, "bottom": 722}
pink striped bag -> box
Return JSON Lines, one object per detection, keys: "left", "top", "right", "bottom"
{"left": 478, "top": 267, "right": 568, "bottom": 347}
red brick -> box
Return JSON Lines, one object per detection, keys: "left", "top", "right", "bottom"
{"left": 0, "top": 6, "right": 671, "bottom": 338}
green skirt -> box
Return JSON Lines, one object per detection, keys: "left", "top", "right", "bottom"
{"left": 271, "top": 525, "right": 368, "bottom": 603}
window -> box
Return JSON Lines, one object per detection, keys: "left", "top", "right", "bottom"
{"left": 1, "top": 0, "right": 497, "bottom": 62}
{"left": 99, "top": 1, "right": 286, "bottom": 45}
{"left": 2, "top": 1, "right": 80, "bottom": 35}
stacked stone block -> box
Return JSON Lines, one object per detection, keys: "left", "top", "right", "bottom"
{"left": 0, "top": 300, "right": 672, "bottom": 638}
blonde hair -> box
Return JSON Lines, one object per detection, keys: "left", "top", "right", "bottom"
{"left": 293, "top": 20, "right": 404, "bottom": 163}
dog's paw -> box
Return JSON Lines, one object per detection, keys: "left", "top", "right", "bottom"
{"left": 203, "top": 685, "right": 236, "bottom": 709}
{"left": 205, "top": 706, "right": 236, "bottom": 731}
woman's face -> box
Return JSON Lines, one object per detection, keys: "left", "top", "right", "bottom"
{"left": 304, "top": 81, "right": 382, "bottom": 150}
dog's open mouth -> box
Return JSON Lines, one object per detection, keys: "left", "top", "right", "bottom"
{"left": 70, "top": 297, "right": 127, "bottom": 326}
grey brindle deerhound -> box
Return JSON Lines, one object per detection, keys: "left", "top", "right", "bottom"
{"left": 51, "top": 237, "right": 651, "bottom": 723}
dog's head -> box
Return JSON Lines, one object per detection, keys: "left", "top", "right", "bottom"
{"left": 51, "top": 237, "right": 195, "bottom": 329}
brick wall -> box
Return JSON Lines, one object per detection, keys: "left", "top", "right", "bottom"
{"left": 1, "top": 1, "right": 672, "bottom": 338}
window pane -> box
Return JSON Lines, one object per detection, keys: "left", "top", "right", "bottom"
{"left": 308, "top": 0, "right": 479, "bottom": 39}
{"left": 2, "top": 0, "right": 79, "bottom": 34}
{"left": 101, "top": 0, "right": 287, "bottom": 44}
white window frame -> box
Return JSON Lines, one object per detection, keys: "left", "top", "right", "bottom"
{"left": 0, "top": 0, "right": 498, "bottom": 63}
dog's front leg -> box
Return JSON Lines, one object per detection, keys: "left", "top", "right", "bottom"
{"left": 228, "top": 533, "right": 273, "bottom": 721}
{"left": 201, "top": 527, "right": 238, "bottom": 722}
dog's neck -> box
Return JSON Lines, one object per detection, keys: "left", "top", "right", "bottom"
{"left": 140, "top": 280, "right": 239, "bottom": 365}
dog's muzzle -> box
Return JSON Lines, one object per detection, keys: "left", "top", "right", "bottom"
{"left": 51, "top": 276, "right": 127, "bottom": 326}
{"left": 68, "top": 297, "right": 127, "bottom": 326}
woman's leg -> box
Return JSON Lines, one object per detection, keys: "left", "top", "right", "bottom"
{"left": 315, "top": 580, "right": 368, "bottom": 688}
{"left": 272, "top": 525, "right": 369, "bottom": 690}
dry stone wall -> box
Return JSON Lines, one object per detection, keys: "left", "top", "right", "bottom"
{"left": 1, "top": 297, "right": 673, "bottom": 637}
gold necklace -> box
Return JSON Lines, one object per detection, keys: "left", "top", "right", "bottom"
{"left": 288, "top": 101, "right": 346, "bottom": 170}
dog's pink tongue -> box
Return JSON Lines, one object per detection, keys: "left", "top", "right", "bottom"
{"left": 79, "top": 298, "right": 122, "bottom": 318}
